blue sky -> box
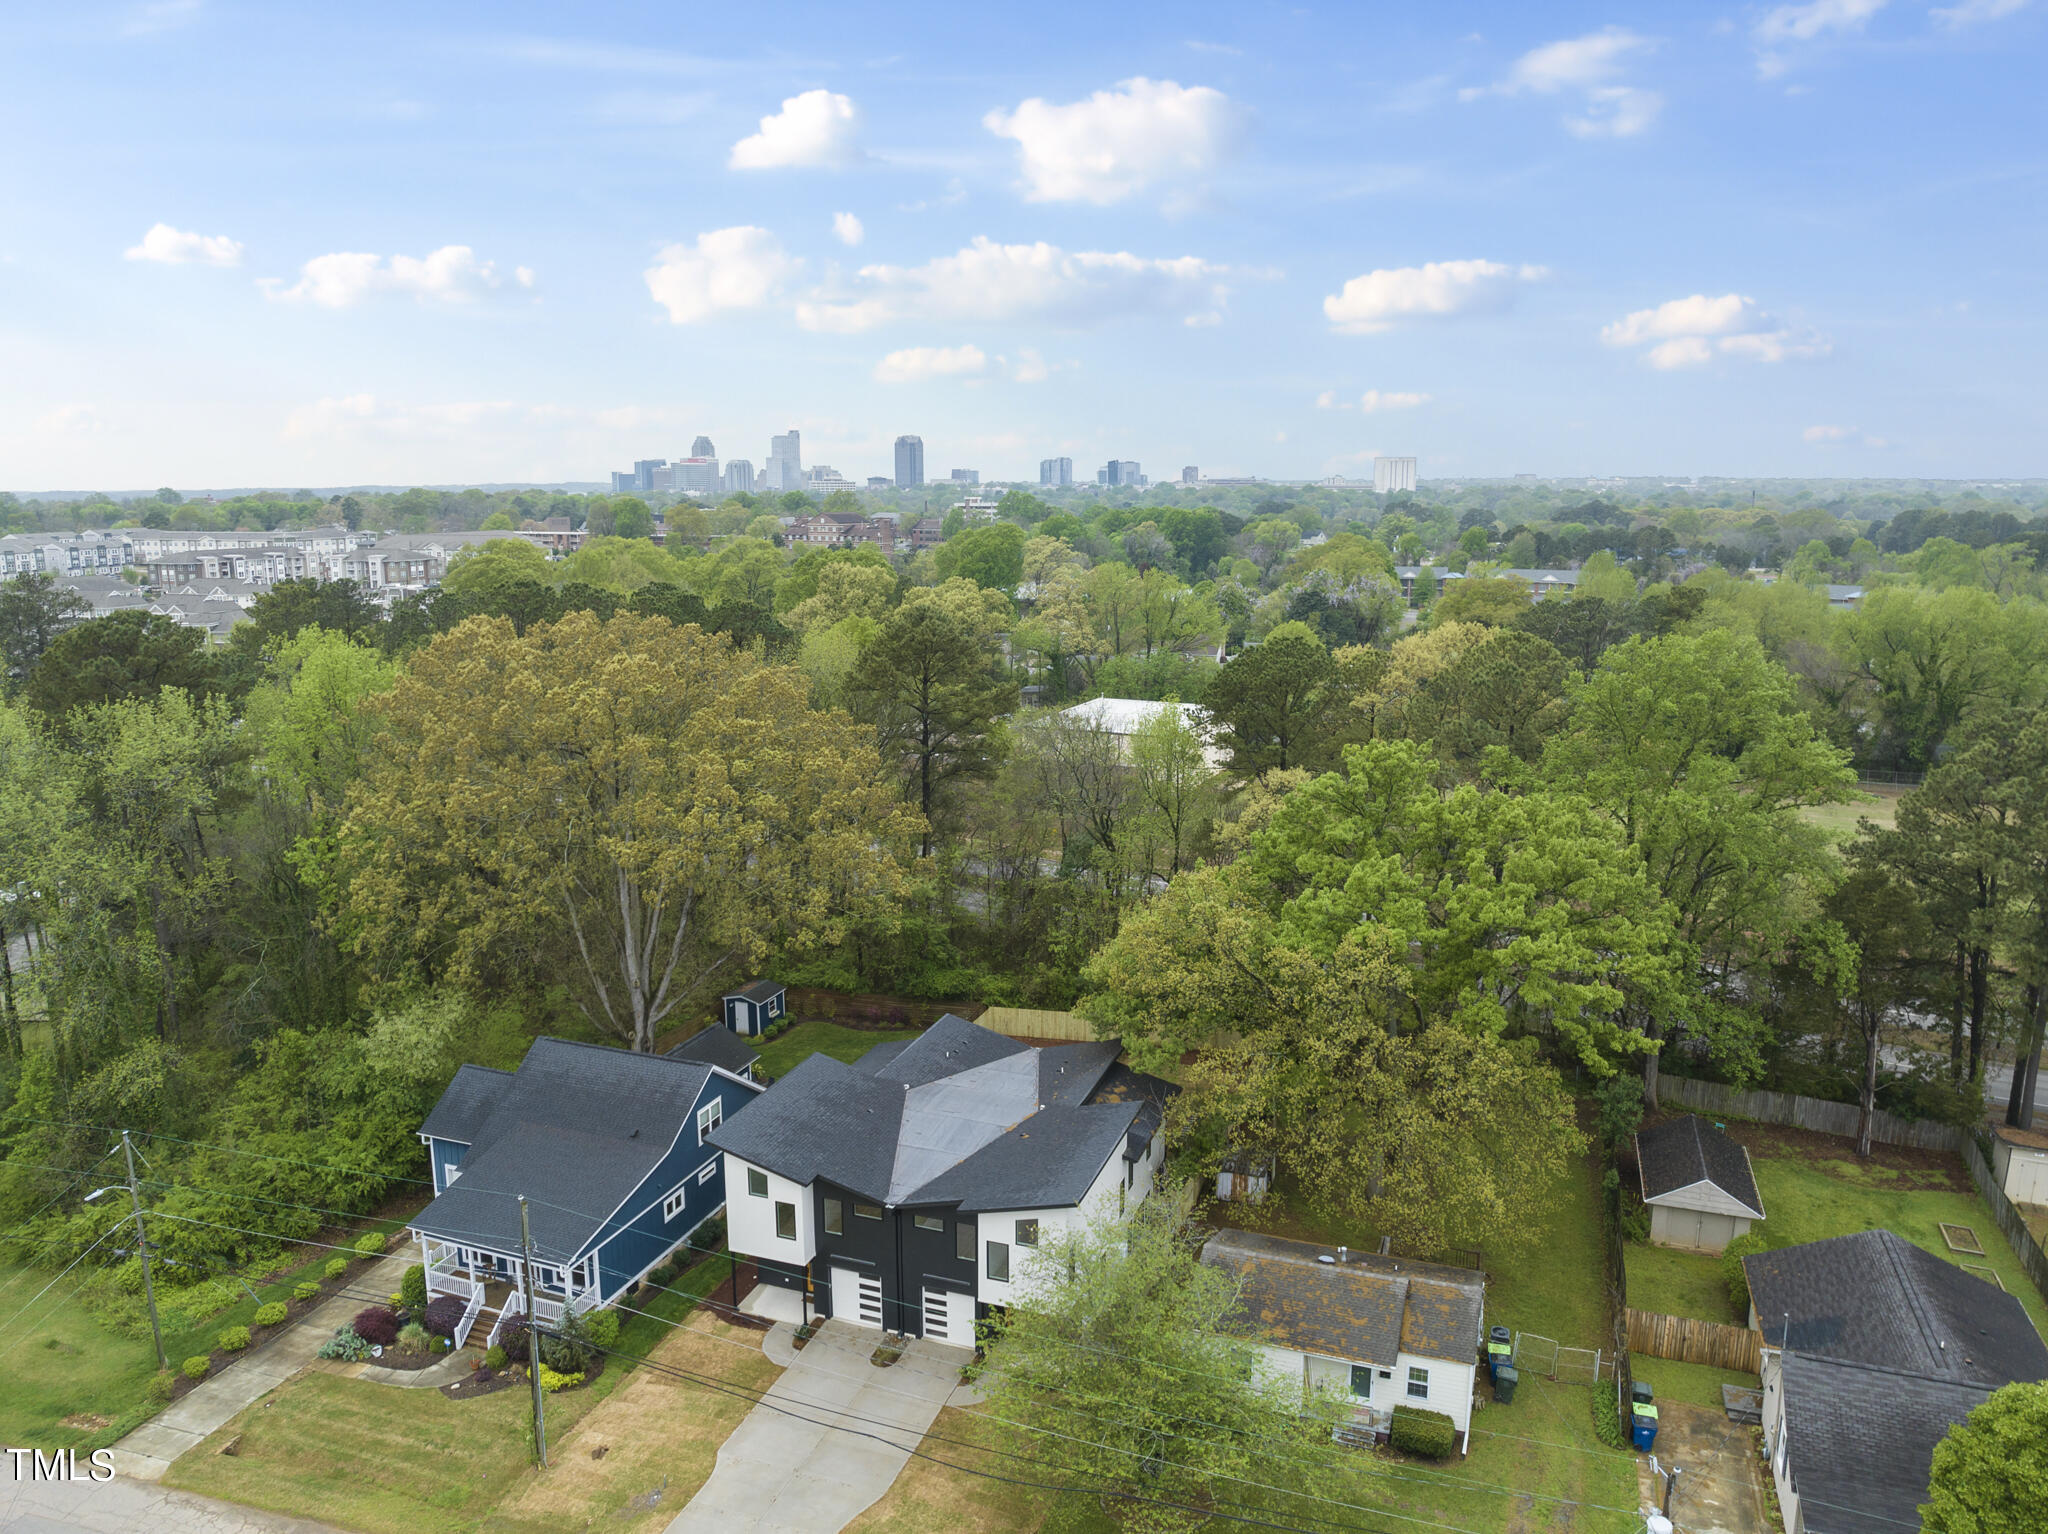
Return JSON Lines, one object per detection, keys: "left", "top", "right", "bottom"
{"left": 2, "top": 0, "right": 2043, "bottom": 489}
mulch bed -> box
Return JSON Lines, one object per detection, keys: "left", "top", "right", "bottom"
{"left": 442, "top": 1365, "right": 527, "bottom": 1401}
{"left": 366, "top": 1343, "right": 453, "bottom": 1371}
{"left": 1640, "top": 1110, "right": 1972, "bottom": 1192}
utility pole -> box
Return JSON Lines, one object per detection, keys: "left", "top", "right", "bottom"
{"left": 123, "top": 1131, "right": 166, "bottom": 1370}
{"left": 519, "top": 1195, "right": 547, "bottom": 1467}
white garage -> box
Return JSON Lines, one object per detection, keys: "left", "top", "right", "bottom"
{"left": 1637, "top": 1114, "right": 1765, "bottom": 1256}
{"left": 1992, "top": 1124, "right": 2048, "bottom": 1207}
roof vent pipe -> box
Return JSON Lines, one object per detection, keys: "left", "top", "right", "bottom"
{"left": 1338, "top": 1245, "right": 1348, "bottom": 1263}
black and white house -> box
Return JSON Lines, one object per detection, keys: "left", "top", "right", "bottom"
{"left": 407, "top": 1037, "right": 762, "bottom": 1350}
{"left": 707, "top": 1013, "right": 1173, "bottom": 1344}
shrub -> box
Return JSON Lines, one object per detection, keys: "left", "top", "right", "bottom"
{"left": 484, "top": 1344, "right": 508, "bottom": 1371}
{"left": 397, "top": 1322, "right": 433, "bottom": 1354}
{"left": 1592, "top": 1382, "right": 1627, "bottom": 1449}
{"left": 497, "top": 1316, "right": 529, "bottom": 1363}
{"left": 294, "top": 1280, "right": 320, "bottom": 1302}
{"left": 354, "top": 1232, "right": 386, "bottom": 1259}
{"left": 254, "top": 1302, "right": 288, "bottom": 1328}
{"left": 537, "top": 1364, "right": 585, "bottom": 1393}
{"left": 316, "top": 1326, "right": 371, "bottom": 1362}
{"left": 145, "top": 1371, "right": 176, "bottom": 1406}
{"left": 182, "top": 1355, "right": 211, "bottom": 1381}
{"left": 648, "top": 1260, "right": 678, "bottom": 1288}
{"left": 1724, "top": 1232, "right": 1771, "bottom": 1316}
{"left": 1389, "top": 1405, "right": 1457, "bottom": 1460}
{"left": 586, "top": 1309, "right": 621, "bottom": 1350}
{"left": 217, "top": 1325, "right": 251, "bottom": 1353}
{"left": 323, "top": 1258, "right": 347, "bottom": 1281}
{"left": 352, "top": 1307, "right": 401, "bottom": 1347}
{"left": 422, "top": 1294, "right": 466, "bottom": 1339}
{"left": 400, "top": 1264, "right": 428, "bottom": 1313}
{"left": 540, "top": 1306, "right": 598, "bottom": 1373}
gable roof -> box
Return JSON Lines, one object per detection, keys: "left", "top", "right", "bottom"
{"left": 411, "top": 1038, "right": 738, "bottom": 1260}
{"left": 1635, "top": 1114, "right": 1765, "bottom": 1217}
{"left": 706, "top": 1013, "right": 1170, "bottom": 1213}
{"left": 1778, "top": 1351, "right": 1995, "bottom": 1534}
{"left": 1200, "top": 1228, "right": 1484, "bottom": 1367}
{"left": 725, "top": 979, "right": 784, "bottom": 1004}
{"left": 1744, "top": 1229, "right": 2048, "bottom": 1386}
{"left": 665, "top": 1026, "right": 761, "bottom": 1077}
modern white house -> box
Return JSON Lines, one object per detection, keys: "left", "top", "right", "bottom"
{"left": 1200, "top": 1229, "right": 1485, "bottom": 1450}
{"left": 707, "top": 1013, "right": 1172, "bottom": 1343}
{"left": 1636, "top": 1114, "right": 1765, "bottom": 1255}
{"left": 1988, "top": 1122, "right": 2048, "bottom": 1206}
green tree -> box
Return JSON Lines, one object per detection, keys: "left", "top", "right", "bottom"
{"left": 332, "top": 611, "right": 917, "bottom": 1051}
{"left": 24, "top": 611, "right": 219, "bottom": 724}
{"left": 1429, "top": 573, "right": 1531, "bottom": 629}
{"left": 241, "top": 628, "right": 396, "bottom": 817}
{"left": 1815, "top": 864, "right": 1933, "bottom": 1154}
{"left": 933, "top": 522, "right": 1026, "bottom": 592}
{"left": 1836, "top": 586, "right": 2044, "bottom": 770}
{"left": 439, "top": 539, "right": 551, "bottom": 602}
{"left": 1922, "top": 1381, "right": 2048, "bottom": 1534}
{"left": 1398, "top": 627, "right": 1569, "bottom": 770}
{"left": 0, "top": 572, "right": 91, "bottom": 687}
{"left": 1127, "top": 703, "right": 1220, "bottom": 877}
{"left": 479, "top": 511, "right": 515, "bottom": 531}
{"left": 1203, "top": 622, "right": 1338, "bottom": 778}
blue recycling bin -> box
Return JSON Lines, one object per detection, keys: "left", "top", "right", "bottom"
{"left": 1631, "top": 1402, "right": 1660, "bottom": 1450}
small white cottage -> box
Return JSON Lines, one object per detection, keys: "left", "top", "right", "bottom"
{"left": 1990, "top": 1123, "right": 2048, "bottom": 1207}
{"left": 1635, "top": 1114, "right": 1765, "bottom": 1255}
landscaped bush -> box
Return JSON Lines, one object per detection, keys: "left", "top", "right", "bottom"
{"left": 586, "top": 1309, "right": 621, "bottom": 1350}
{"left": 497, "top": 1316, "right": 529, "bottom": 1363}
{"left": 352, "top": 1307, "right": 401, "bottom": 1347}
{"left": 145, "top": 1371, "right": 175, "bottom": 1406}
{"left": 397, "top": 1322, "right": 433, "bottom": 1354}
{"left": 1592, "top": 1382, "right": 1627, "bottom": 1449}
{"left": 422, "top": 1294, "right": 466, "bottom": 1338}
{"left": 323, "top": 1258, "right": 347, "bottom": 1281}
{"left": 648, "top": 1260, "right": 678, "bottom": 1287}
{"left": 182, "top": 1355, "right": 210, "bottom": 1381}
{"left": 540, "top": 1307, "right": 599, "bottom": 1373}
{"left": 354, "top": 1232, "right": 386, "bottom": 1258}
{"left": 400, "top": 1263, "right": 428, "bottom": 1313}
{"left": 537, "top": 1363, "right": 584, "bottom": 1393}
{"left": 254, "top": 1302, "right": 288, "bottom": 1328}
{"left": 316, "top": 1326, "right": 372, "bottom": 1362}
{"left": 1723, "top": 1232, "right": 1771, "bottom": 1315}
{"left": 1389, "top": 1405, "right": 1457, "bottom": 1459}
{"left": 294, "top": 1280, "right": 320, "bottom": 1302}
{"left": 217, "top": 1325, "right": 251, "bottom": 1352}
{"left": 484, "top": 1344, "right": 508, "bottom": 1371}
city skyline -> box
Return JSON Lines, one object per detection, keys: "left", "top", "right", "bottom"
{"left": 3, "top": 2, "right": 2044, "bottom": 488}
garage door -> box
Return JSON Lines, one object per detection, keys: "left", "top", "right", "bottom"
{"left": 922, "top": 1286, "right": 977, "bottom": 1347}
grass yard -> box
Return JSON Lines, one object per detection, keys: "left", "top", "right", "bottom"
{"left": 1797, "top": 786, "right": 1901, "bottom": 844}
{"left": 752, "top": 1020, "right": 919, "bottom": 1080}
{"left": 1628, "top": 1353, "right": 1755, "bottom": 1410}
{"left": 1625, "top": 1242, "right": 1740, "bottom": 1326}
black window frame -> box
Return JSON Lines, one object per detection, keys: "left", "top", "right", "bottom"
{"left": 1015, "top": 1218, "right": 1039, "bottom": 1247}
{"left": 956, "top": 1220, "right": 976, "bottom": 1262}
{"left": 913, "top": 1212, "right": 944, "bottom": 1232}
{"left": 747, "top": 1167, "right": 768, "bottom": 1198}
{"left": 853, "top": 1201, "right": 884, "bottom": 1222}
{"left": 986, "top": 1239, "right": 1010, "bottom": 1282}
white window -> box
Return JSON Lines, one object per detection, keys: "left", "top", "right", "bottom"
{"left": 443, "top": 1164, "right": 461, "bottom": 1186}
{"left": 663, "top": 1183, "right": 689, "bottom": 1221}
{"left": 1407, "top": 1367, "right": 1429, "bottom": 1399}
{"left": 697, "top": 1161, "right": 716, "bottom": 1185}
{"left": 697, "top": 1100, "right": 723, "bottom": 1144}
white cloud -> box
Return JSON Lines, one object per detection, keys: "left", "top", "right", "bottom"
{"left": 1753, "top": 0, "right": 1887, "bottom": 75}
{"left": 1565, "top": 86, "right": 1664, "bottom": 139}
{"left": 1803, "top": 423, "right": 1855, "bottom": 441}
{"left": 1602, "top": 291, "right": 1830, "bottom": 367}
{"left": 1360, "top": 389, "right": 1431, "bottom": 412}
{"left": 1323, "top": 259, "right": 1545, "bottom": 334}
{"left": 1463, "top": 28, "right": 1662, "bottom": 137}
{"left": 795, "top": 235, "right": 1235, "bottom": 333}
{"left": 1006, "top": 348, "right": 1050, "bottom": 383}
{"left": 262, "top": 245, "right": 514, "bottom": 307}
{"left": 729, "top": 89, "right": 863, "bottom": 170}
{"left": 125, "top": 222, "right": 243, "bottom": 266}
{"left": 35, "top": 403, "right": 114, "bottom": 435}
{"left": 833, "top": 211, "right": 864, "bottom": 246}
{"left": 644, "top": 226, "right": 798, "bottom": 323}
{"left": 872, "top": 344, "right": 987, "bottom": 383}
{"left": 983, "top": 78, "right": 1245, "bottom": 205}
{"left": 515, "top": 266, "right": 536, "bottom": 288}
{"left": 1932, "top": 0, "right": 2028, "bottom": 23}
{"left": 1315, "top": 389, "right": 1343, "bottom": 409}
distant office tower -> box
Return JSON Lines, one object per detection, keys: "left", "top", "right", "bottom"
{"left": 1100, "top": 459, "right": 1141, "bottom": 487}
{"left": 610, "top": 471, "right": 634, "bottom": 493}
{"left": 766, "top": 431, "right": 801, "bottom": 492}
{"left": 723, "top": 459, "right": 755, "bottom": 494}
{"left": 1182, "top": 466, "right": 1199, "bottom": 485}
{"left": 691, "top": 435, "right": 715, "bottom": 459}
{"left": 1373, "top": 456, "right": 1418, "bottom": 494}
{"left": 1039, "top": 456, "right": 1073, "bottom": 487}
{"left": 632, "top": 459, "right": 667, "bottom": 493}
{"left": 672, "top": 457, "right": 721, "bottom": 497}
{"left": 894, "top": 435, "right": 925, "bottom": 489}
{"left": 950, "top": 469, "right": 978, "bottom": 485}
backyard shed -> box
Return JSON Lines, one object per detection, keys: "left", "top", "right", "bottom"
{"left": 1635, "top": 1114, "right": 1764, "bottom": 1254}
{"left": 1990, "top": 1122, "right": 2048, "bottom": 1207}
{"left": 721, "top": 979, "right": 786, "bottom": 1037}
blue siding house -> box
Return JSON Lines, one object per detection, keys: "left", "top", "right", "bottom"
{"left": 407, "top": 1037, "right": 761, "bottom": 1346}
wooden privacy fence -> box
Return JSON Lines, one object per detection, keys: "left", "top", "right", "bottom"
{"left": 976, "top": 1007, "right": 1101, "bottom": 1043}
{"left": 1627, "top": 1308, "right": 1762, "bottom": 1374}
{"left": 1962, "top": 1135, "right": 2048, "bottom": 1309}
{"left": 1655, "top": 1074, "right": 1967, "bottom": 1153}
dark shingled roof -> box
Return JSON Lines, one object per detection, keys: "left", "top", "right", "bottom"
{"left": 665, "top": 1026, "right": 761, "bottom": 1077}
{"left": 411, "top": 1038, "right": 738, "bottom": 1261}
{"left": 1635, "top": 1114, "right": 1764, "bottom": 1217}
{"left": 725, "top": 978, "right": 784, "bottom": 1004}
{"left": 419, "top": 1063, "right": 515, "bottom": 1144}
{"left": 1779, "top": 1352, "right": 1996, "bottom": 1534}
{"left": 707, "top": 1014, "right": 1172, "bottom": 1213}
{"left": 1744, "top": 1229, "right": 2048, "bottom": 1386}
{"left": 1201, "top": 1228, "right": 1485, "bottom": 1367}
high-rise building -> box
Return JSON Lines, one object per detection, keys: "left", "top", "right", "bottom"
{"left": 1182, "top": 466, "right": 1199, "bottom": 485}
{"left": 766, "top": 431, "right": 801, "bottom": 493}
{"left": 1373, "top": 456, "right": 1418, "bottom": 494}
{"left": 632, "top": 459, "right": 667, "bottom": 493}
{"left": 723, "top": 459, "right": 755, "bottom": 495}
{"left": 671, "top": 458, "right": 721, "bottom": 497}
{"left": 1039, "top": 456, "right": 1073, "bottom": 487}
{"left": 691, "top": 435, "right": 715, "bottom": 459}
{"left": 950, "top": 468, "right": 978, "bottom": 485}
{"left": 1100, "top": 459, "right": 1141, "bottom": 487}
{"left": 894, "top": 435, "right": 925, "bottom": 489}
{"left": 610, "top": 471, "right": 634, "bottom": 493}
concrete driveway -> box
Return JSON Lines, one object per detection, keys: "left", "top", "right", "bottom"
{"left": 665, "top": 1319, "right": 967, "bottom": 1534}
{"left": 1, "top": 1470, "right": 351, "bottom": 1534}
{"left": 1636, "top": 1400, "right": 1773, "bottom": 1534}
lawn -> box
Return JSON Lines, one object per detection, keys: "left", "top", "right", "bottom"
{"left": 1627, "top": 1353, "right": 1755, "bottom": 1410}
{"left": 1625, "top": 1242, "right": 1739, "bottom": 1325}
{"left": 166, "top": 1253, "right": 748, "bottom": 1534}
{"left": 1797, "top": 787, "right": 1900, "bottom": 844}
{"left": 751, "top": 1019, "right": 919, "bottom": 1080}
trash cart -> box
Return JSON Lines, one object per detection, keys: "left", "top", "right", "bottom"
{"left": 1486, "top": 1325, "right": 1513, "bottom": 1381}
{"left": 1493, "top": 1364, "right": 1518, "bottom": 1405}
{"left": 1631, "top": 1400, "right": 1659, "bottom": 1451}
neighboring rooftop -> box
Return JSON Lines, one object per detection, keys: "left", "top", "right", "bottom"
{"left": 666, "top": 1025, "right": 762, "bottom": 1077}
{"left": 1991, "top": 1121, "right": 2048, "bottom": 1152}
{"left": 1636, "top": 1114, "right": 1765, "bottom": 1217}
{"left": 1200, "top": 1227, "right": 1485, "bottom": 1367}
{"left": 1743, "top": 1229, "right": 2048, "bottom": 1386}
{"left": 725, "top": 978, "right": 785, "bottom": 1004}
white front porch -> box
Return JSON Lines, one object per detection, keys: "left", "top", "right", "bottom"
{"left": 415, "top": 1235, "right": 603, "bottom": 1348}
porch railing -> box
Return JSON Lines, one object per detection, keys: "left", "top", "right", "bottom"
{"left": 486, "top": 1290, "right": 523, "bottom": 1352}
{"left": 451, "top": 1285, "right": 485, "bottom": 1350}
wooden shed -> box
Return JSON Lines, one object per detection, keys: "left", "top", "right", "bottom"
{"left": 1636, "top": 1114, "right": 1765, "bottom": 1255}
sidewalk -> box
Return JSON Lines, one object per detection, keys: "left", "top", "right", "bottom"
{"left": 2, "top": 1470, "right": 355, "bottom": 1534}
{"left": 107, "top": 1250, "right": 412, "bottom": 1482}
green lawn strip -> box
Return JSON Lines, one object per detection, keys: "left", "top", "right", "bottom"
{"left": 751, "top": 1020, "right": 918, "bottom": 1079}
{"left": 1480, "top": 1156, "right": 1608, "bottom": 1348}
{"left": 1750, "top": 1152, "right": 2048, "bottom": 1340}
{"left": 1448, "top": 1375, "right": 1641, "bottom": 1533}
{"left": 1628, "top": 1354, "right": 1755, "bottom": 1410}
{"left": 1624, "top": 1242, "right": 1738, "bottom": 1324}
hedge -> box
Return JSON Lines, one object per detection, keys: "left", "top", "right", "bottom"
{"left": 1389, "top": 1405, "right": 1457, "bottom": 1459}
{"left": 254, "top": 1302, "right": 288, "bottom": 1328}
{"left": 353, "top": 1307, "right": 402, "bottom": 1347}
{"left": 217, "top": 1325, "right": 251, "bottom": 1352}
{"left": 183, "top": 1355, "right": 211, "bottom": 1381}
{"left": 354, "top": 1232, "right": 386, "bottom": 1258}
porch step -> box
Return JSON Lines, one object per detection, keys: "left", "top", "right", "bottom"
{"left": 1331, "top": 1424, "right": 1379, "bottom": 1449}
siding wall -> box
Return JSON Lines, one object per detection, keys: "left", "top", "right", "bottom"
{"left": 726, "top": 1155, "right": 817, "bottom": 1265}
{"left": 428, "top": 1137, "right": 469, "bottom": 1194}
